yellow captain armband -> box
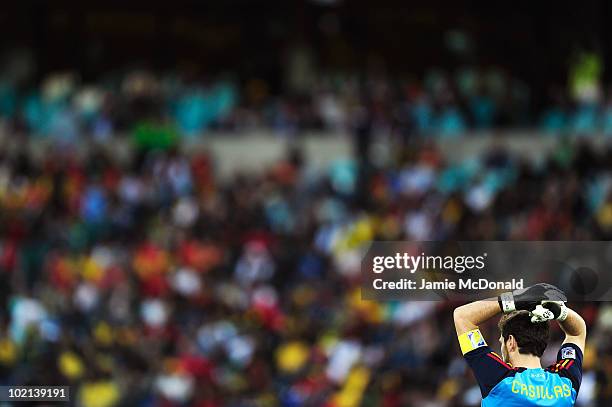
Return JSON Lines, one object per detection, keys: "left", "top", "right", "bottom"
{"left": 458, "top": 328, "right": 487, "bottom": 355}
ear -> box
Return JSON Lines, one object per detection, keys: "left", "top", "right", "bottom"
{"left": 507, "top": 335, "right": 517, "bottom": 352}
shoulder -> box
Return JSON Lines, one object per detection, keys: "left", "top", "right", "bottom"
{"left": 545, "top": 343, "right": 584, "bottom": 392}
{"left": 464, "top": 347, "right": 518, "bottom": 398}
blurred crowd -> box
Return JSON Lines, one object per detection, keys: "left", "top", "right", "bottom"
{"left": 2, "top": 131, "right": 612, "bottom": 406}
{"left": 2, "top": 62, "right": 612, "bottom": 139}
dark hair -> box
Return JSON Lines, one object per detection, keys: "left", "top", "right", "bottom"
{"left": 498, "top": 311, "right": 550, "bottom": 357}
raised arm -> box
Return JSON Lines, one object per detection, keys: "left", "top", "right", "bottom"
{"left": 539, "top": 300, "right": 587, "bottom": 353}
{"left": 454, "top": 284, "right": 568, "bottom": 337}
{"left": 558, "top": 307, "right": 587, "bottom": 353}
{"left": 453, "top": 298, "right": 501, "bottom": 336}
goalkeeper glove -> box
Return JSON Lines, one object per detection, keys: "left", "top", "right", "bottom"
{"left": 498, "top": 283, "right": 566, "bottom": 314}
{"left": 529, "top": 301, "right": 568, "bottom": 323}
{"left": 542, "top": 300, "right": 569, "bottom": 321}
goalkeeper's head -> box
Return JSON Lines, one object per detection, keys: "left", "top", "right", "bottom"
{"left": 498, "top": 311, "right": 550, "bottom": 364}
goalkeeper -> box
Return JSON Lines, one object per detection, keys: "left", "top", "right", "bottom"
{"left": 453, "top": 284, "right": 586, "bottom": 406}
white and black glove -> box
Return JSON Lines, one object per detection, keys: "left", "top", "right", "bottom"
{"left": 538, "top": 300, "right": 569, "bottom": 322}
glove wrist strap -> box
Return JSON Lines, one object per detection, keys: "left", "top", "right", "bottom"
{"left": 557, "top": 306, "right": 569, "bottom": 322}
{"left": 499, "top": 292, "right": 516, "bottom": 313}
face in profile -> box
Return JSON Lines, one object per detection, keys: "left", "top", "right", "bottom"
{"left": 499, "top": 335, "right": 509, "bottom": 362}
